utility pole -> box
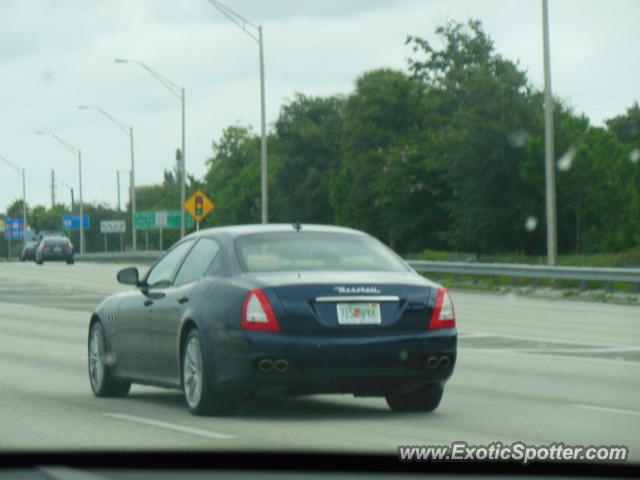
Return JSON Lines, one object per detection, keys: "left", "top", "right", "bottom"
{"left": 116, "top": 171, "right": 121, "bottom": 211}
{"left": 542, "top": 0, "right": 557, "bottom": 265}
{"left": 51, "top": 170, "right": 55, "bottom": 207}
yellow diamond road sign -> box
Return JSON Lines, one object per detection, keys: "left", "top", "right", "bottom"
{"left": 184, "top": 190, "right": 215, "bottom": 222}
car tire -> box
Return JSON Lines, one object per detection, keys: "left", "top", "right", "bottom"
{"left": 88, "top": 322, "right": 131, "bottom": 397}
{"left": 182, "top": 329, "right": 235, "bottom": 416}
{"left": 67, "top": 260, "right": 74, "bottom": 265}
{"left": 36, "top": 258, "right": 43, "bottom": 265}
{"left": 385, "top": 383, "right": 444, "bottom": 412}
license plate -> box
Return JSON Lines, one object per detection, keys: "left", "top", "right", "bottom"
{"left": 336, "top": 303, "right": 381, "bottom": 325}
{"left": 53, "top": 246, "right": 61, "bottom": 252}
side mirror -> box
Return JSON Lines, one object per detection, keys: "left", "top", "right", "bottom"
{"left": 117, "top": 267, "right": 140, "bottom": 286}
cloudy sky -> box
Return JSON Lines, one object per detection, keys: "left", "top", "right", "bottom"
{"left": 1, "top": 0, "right": 638, "bottom": 215}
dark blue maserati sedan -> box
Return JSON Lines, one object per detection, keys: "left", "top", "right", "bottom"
{"left": 88, "top": 224, "right": 457, "bottom": 415}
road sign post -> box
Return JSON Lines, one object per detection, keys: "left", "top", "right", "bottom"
{"left": 184, "top": 190, "right": 215, "bottom": 228}
{"left": 100, "top": 220, "right": 126, "bottom": 253}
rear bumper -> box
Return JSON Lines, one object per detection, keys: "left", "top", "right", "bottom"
{"left": 41, "top": 253, "right": 73, "bottom": 261}
{"left": 209, "top": 329, "right": 456, "bottom": 397}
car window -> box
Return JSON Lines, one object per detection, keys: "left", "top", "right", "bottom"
{"left": 50, "top": 239, "right": 70, "bottom": 246}
{"left": 173, "top": 238, "right": 221, "bottom": 286}
{"left": 145, "top": 240, "right": 195, "bottom": 288}
{"left": 236, "top": 232, "right": 409, "bottom": 273}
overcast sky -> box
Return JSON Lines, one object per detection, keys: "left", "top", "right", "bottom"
{"left": 1, "top": 0, "right": 638, "bottom": 215}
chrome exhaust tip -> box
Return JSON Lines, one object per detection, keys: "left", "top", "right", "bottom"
{"left": 426, "top": 356, "right": 438, "bottom": 370}
{"left": 274, "top": 359, "right": 289, "bottom": 373}
{"left": 257, "top": 358, "right": 274, "bottom": 373}
{"left": 438, "top": 356, "right": 451, "bottom": 369}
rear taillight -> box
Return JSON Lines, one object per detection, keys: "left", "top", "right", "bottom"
{"left": 42, "top": 246, "right": 50, "bottom": 252}
{"left": 429, "top": 288, "right": 456, "bottom": 330}
{"left": 64, "top": 246, "right": 73, "bottom": 252}
{"left": 242, "top": 289, "right": 281, "bottom": 332}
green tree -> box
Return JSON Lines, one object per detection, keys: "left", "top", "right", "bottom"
{"left": 330, "top": 68, "right": 439, "bottom": 251}
{"left": 407, "top": 20, "right": 541, "bottom": 254}
{"left": 605, "top": 102, "right": 640, "bottom": 144}
{"left": 270, "top": 93, "right": 345, "bottom": 224}
{"left": 201, "top": 125, "right": 262, "bottom": 227}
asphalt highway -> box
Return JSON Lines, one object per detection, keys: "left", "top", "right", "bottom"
{"left": 0, "top": 261, "right": 638, "bottom": 460}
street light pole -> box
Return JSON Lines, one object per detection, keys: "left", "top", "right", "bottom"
{"left": 35, "top": 132, "right": 84, "bottom": 254}
{"left": 0, "top": 155, "right": 27, "bottom": 241}
{"left": 78, "top": 105, "right": 137, "bottom": 251}
{"left": 181, "top": 87, "right": 186, "bottom": 238}
{"left": 114, "top": 59, "right": 187, "bottom": 237}
{"left": 206, "top": 0, "right": 268, "bottom": 223}
{"left": 116, "top": 171, "right": 120, "bottom": 211}
{"left": 117, "top": 170, "right": 130, "bottom": 213}
{"left": 542, "top": 0, "right": 557, "bottom": 265}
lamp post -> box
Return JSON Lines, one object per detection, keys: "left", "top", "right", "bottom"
{"left": 78, "top": 105, "right": 137, "bottom": 251}
{"left": 35, "top": 131, "right": 84, "bottom": 254}
{"left": 206, "top": 0, "right": 268, "bottom": 223}
{"left": 114, "top": 58, "right": 187, "bottom": 237}
{"left": 0, "top": 155, "right": 27, "bottom": 242}
{"left": 542, "top": 0, "right": 557, "bottom": 266}
{"left": 116, "top": 170, "right": 131, "bottom": 213}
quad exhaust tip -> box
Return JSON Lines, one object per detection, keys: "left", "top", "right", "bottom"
{"left": 257, "top": 358, "right": 289, "bottom": 373}
{"left": 425, "top": 355, "right": 451, "bottom": 370}
{"left": 438, "top": 355, "right": 450, "bottom": 369}
{"left": 426, "top": 356, "right": 439, "bottom": 369}
{"left": 257, "top": 358, "right": 273, "bottom": 373}
{"left": 274, "top": 359, "right": 289, "bottom": 373}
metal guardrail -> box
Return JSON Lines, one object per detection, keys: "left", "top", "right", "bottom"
{"left": 74, "top": 252, "right": 640, "bottom": 293}
{"left": 408, "top": 260, "right": 640, "bottom": 293}
{"left": 76, "top": 251, "right": 163, "bottom": 263}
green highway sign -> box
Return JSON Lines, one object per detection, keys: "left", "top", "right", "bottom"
{"left": 134, "top": 211, "right": 156, "bottom": 230}
{"left": 167, "top": 210, "right": 194, "bottom": 229}
{"left": 134, "top": 210, "right": 194, "bottom": 230}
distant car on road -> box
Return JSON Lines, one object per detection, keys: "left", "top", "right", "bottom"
{"left": 36, "top": 230, "right": 67, "bottom": 247}
{"left": 20, "top": 241, "right": 37, "bottom": 261}
{"left": 36, "top": 236, "right": 74, "bottom": 265}
{"left": 88, "top": 224, "right": 457, "bottom": 416}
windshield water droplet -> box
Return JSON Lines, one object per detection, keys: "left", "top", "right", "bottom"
{"left": 557, "top": 146, "right": 577, "bottom": 171}
{"left": 507, "top": 130, "right": 531, "bottom": 148}
{"left": 525, "top": 216, "right": 538, "bottom": 231}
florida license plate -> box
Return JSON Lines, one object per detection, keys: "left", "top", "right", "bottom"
{"left": 336, "top": 303, "right": 381, "bottom": 325}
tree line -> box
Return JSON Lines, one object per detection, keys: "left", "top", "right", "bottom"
{"left": 3, "top": 20, "right": 639, "bottom": 256}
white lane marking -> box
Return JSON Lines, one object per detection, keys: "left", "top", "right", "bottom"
{"left": 518, "top": 347, "right": 640, "bottom": 354}
{"left": 103, "top": 413, "right": 235, "bottom": 439}
{"left": 457, "top": 347, "right": 636, "bottom": 365}
{"left": 460, "top": 330, "right": 640, "bottom": 349}
{"left": 39, "top": 466, "right": 114, "bottom": 480}
{"left": 457, "top": 332, "right": 496, "bottom": 339}
{"left": 573, "top": 404, "right": 640, "bottom": 417}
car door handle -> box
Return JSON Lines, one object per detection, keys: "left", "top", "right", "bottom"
{"left": 143, "top": 299, "right": 153, "bottom": 307}
{"left": 177, "top": 296, "right": 189, "bottom": 304}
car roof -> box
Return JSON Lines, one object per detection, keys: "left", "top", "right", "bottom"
{"left": 187, "top": 223, "right": 367, "bottom": 240}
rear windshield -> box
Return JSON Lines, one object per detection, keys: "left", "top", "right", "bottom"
{"left": 235, "top": 231, "right": 409, "bottom": 273}
{"left": 45, "top": 238, "right": 70, "bottom": 246}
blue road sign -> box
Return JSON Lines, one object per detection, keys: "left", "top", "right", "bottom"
{"left": 4, "top": 218, "right": 24, "bottom": 240}
{"left": 62, "top": 215, "right": 90, "bottom": 230}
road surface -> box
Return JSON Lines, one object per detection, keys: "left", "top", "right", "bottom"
{"left": 0, "top": 261, "right": 638, "bottom": 460}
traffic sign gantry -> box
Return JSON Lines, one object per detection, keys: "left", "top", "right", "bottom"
{"left": 184, "top": 190, "right": 215, "bottom": 222}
